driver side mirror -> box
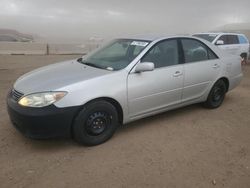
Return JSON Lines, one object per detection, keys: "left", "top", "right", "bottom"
{"left": 216, "top": 40, "right": 224, "bottom": 45}
{"left": 135, "top": 62, "right": 155, "bottom": 73}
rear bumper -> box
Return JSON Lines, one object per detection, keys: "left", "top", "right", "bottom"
{"left": 7, "top": 92, "right": 80, "bottom": 139}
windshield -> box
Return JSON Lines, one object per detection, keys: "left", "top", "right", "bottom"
{"left": 80, "top": 39, "right": 150, "bottom": 71}
{"left": 193, "top": 34, "right": 218, "bottom": 42}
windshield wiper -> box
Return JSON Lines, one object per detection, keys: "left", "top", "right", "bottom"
{"left": 81, "top": 61, "right": 105, "bottom": 69}
{"left": 78, "top": 59, "right": 114, "bottom": 71}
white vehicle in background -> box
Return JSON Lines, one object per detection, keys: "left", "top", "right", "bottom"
{"left": 193, "top": 33, "right": 249, "bottom": 62}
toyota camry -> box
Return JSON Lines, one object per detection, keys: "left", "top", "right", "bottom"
{"left": 7, "top": 36, "right": 243, "bottom": 146}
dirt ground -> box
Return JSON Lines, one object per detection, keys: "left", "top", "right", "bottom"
{"left": 0, "top": 55, "right": 250, "bottom": 188}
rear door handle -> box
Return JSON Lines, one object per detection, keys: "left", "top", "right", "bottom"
{"left": 173, "top": 71, "right": 183, "bottom": 77}
{"left": 212, "top": 64, "right": 220, "bottom": 69}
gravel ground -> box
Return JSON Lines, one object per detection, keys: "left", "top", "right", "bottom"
{"left": 0, "top": 55, "right": 250, "bottom": 188}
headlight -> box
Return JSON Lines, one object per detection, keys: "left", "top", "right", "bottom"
{"left": 18, "top": 91, "right": 67, "bottom": 107}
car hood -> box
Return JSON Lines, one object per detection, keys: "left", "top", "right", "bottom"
{"left": 14, "top": 59, "right": 111, "bottom": 94}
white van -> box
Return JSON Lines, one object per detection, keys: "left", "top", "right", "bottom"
{"left": 193, "top": 33, "right": 249, "bottom": 62}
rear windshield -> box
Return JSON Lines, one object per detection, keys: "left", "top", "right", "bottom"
{"left": 193, "top": 34, "right": 218, "bottom": 43}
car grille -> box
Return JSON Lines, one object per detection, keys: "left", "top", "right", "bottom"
{"left": 11, "top": 89, "right": 24, "bottom": 101}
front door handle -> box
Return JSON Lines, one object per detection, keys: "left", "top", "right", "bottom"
{"left": 212, "top": 64, "right": 220, "bottom": 69}
{"left": 173, "top": 71, "right": 183, "bottom": 77}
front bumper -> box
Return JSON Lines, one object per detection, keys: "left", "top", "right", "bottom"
{"left": 7, "top": 91, "right": 80, "bottom": 139}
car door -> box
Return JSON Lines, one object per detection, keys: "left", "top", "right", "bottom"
{"left": 127, "top": 39, "right": 184, "bottom": 118}
{"left": 181, "top": 38, "right": 221, "bottom": 102}
{"left": 216, "top": 35, "right": 230, "bottom": 53}
{"left": 226, "top": 35, "right": 240, "bottom": 55}
{"left": 217, "top": 35, "right": 240, "bottom": 55}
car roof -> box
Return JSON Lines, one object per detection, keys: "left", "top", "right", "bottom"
{"left": 119, "top": 35, "right": 229, "bottom": 58}
{"left": 121, "top": 34, "right": 194, "bottom": 42}
{"left": 194, "top": 32, "right": 245, "bottom": 36}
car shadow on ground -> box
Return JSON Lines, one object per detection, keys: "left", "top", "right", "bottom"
{"left": 117, "top": 103, "right": 204, "bottom": 132}
{"left": 14, "top": 133, "right": 77, "bottom": 151}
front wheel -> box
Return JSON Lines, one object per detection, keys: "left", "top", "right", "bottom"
{"left": 73, "top": 100, "right": 119, "bottom": 146}
{"left": 203, "top": 80, "right": 227, "bottom": 109}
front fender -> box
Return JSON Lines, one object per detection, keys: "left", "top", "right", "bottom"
{"left": 54, "top": 70, "right": 129, "bottom": 123}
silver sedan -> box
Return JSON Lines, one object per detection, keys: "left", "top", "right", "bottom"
{"left": 7, "top": 36, "right": 243, "bottom": 146}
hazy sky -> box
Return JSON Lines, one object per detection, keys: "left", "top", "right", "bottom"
{"left": 0, "top": 0, "right": 250, "bottom": 42}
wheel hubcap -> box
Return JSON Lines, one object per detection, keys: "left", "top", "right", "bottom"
{"left": 85, "top": 112, "right": 110, "bottom": 136}
{"left": 212, "top": 86, "right": 223, "bottom": 102}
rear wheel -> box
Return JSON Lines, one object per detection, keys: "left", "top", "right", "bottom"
{"left": 203, "top": 80, "right": 227, "bottom": 109}
{"left": 240, "top": 53, "right": 247, "bottom": 64}
{"left": 73, "top": 100, "right": 119, "bottom": 146}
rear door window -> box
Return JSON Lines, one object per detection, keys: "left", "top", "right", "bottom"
{"left": 181, "top": 39, "right": 218, "bottom": 63}
{"left": 227, "top": 35, "right": 239, "bottom": 44}
{"left": 217, "top": 35, "right": 239, "bottom": 45}
{"left": 182, "top": 39, "right": 207, "bottom": 63}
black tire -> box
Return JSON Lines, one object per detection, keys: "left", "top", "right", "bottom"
{"left": 203, "top": 80, "right": 227, "bottom": 109}
{"left": 73, "top": 100, "right": 119, "bottom": 146}
{"left": 240, "top": 53, "right": 247, "bottom": 64}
